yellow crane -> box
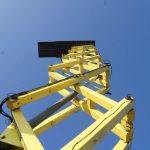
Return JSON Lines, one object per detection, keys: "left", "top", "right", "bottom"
{"left": 0, "top": 41, "right": 135, "bottom": 150}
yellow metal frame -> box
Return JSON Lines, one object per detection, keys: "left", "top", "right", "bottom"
{"left": 0, "top": 45, "right": 135, "bottom": 150}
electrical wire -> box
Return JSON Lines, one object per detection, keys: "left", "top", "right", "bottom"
{"left": 0, "top": 97, "right": 13, "bottom": 122}
{"left": 71, "top": 100, "right": 131, "bottom": 150}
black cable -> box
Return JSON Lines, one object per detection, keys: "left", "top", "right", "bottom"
{"left": 0, "top": 97, "right": 13, "bottom": 122}
{"left": 0, "top": 91, "right": 30, "bottom": 123}
{"left": 71, "top": 100, "right": 131, "bottom": 150}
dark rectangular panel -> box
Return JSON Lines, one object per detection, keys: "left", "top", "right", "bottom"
{"left": 38, "top": 41, "right": 95, "bottom": 58}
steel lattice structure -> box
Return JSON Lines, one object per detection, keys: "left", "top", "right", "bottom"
{"left": 0, "top": 41, "right": 135, "bottom": 150}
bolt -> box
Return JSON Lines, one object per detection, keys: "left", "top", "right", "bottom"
{"left": 0, "top": 136, "right": 6, "bottom": 139}
{"left": 125, "top": 94, "right": 134, "bottom": 101}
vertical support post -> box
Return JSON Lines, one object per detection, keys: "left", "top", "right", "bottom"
{"left": 12, "top": 109, "right": 44, "bottom": 150}
{"left": 100, "top": 70, "right": 110, "bottom": 88}
{"left": 50, "top": 76, "right": 55, "bottom": 83}
{"left": 121, "top": 109, "right": 135, "bottom": 142}
{"left": 105, "top": 70, "right": 110, "bottom": 88}
{"left": 78, "top": 58, "right": 84, "bottom": 74}
{"left": 87, "top": 99, "right": 95, "bottom": 109}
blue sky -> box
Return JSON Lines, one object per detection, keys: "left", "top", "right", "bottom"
{"left": 0, "top": 0, "right": 149, "bottom": 149}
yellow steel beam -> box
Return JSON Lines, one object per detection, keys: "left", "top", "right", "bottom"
{"left": 77, "top": 101, "right": 132, "bottom": 142}
{"left": 68, "top": 68, "right": 108, "bottom": 87}
{"left": 69, "top": 45, "right": 95, "bottom": 53}
{"left": 120, "top": 109, "right": 134, "bottom": 142}
{"left": 57, "top": 88, "right": 132, "bottom": 142}
{"left": 7, "top": 66, "right": 109, "bottom": 110}
{"left": 113, "top": 139, "right": 132, "bottom": 150}
{"left": 63, "top": 50, "right": 96, "bottom": 58}
{"left": 69, "top": 68, "right": 80, "bottom": 74}
{"left": 49, "top": 72, "right": 116, "bottom": 110}
{"left": 1, "top": 44, "right": 134, "bottom": 150}
{"left": 82, "top": 64, "right": 97, "bottom": 71}
{"left": 79, "top": 64, "right": 109, "bottom": 87}
{"left": 33, "top": 104, "right": 79, "bottom": 136}
{"left": 86, "top": 62, "right": 100, "bottom": 68}
{"left": 72, "top": 84, "right": 115, "bottom": 109}
{"left": 82, "top": 55, "right": 101, "bottom": 62}
{"left": 60, "top": 61, "right": 108, "bottom": 88}
{"left": 61, "top": 98, "right": 134, "bottom": 150}
{"left": 62, "top": 56, "right": 100, "bottom": 64}
{"left": 12, "top": 109, "right": 44, "bottom": 150}
{"left": 0, "top": 123, "right": 23, "bottom": 148}
{"left": 48, "top": 59, "right": 80, "bottom": 72}
{"left": 49, "top": 71, "right": 132, "bottom": 142}
{"left": 49, "top": 55, "right": 100, "bottom": 71}
{"left": 122, "top": 109, "right": 135, "bottom": 123}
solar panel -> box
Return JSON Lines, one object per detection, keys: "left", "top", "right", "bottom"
{"left": 38, "top": 41, "right": 95, "bottom": 58}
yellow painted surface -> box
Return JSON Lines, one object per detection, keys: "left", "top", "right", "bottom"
{"left": 12, "top": 109, "right": 44, "bottom": 150}
{"left": 33, "top": 105, "right": 79, "bottom": 135}
{"left": 113, "top": 140, "right": 132, "bottom": 150}
{"left": 1, "top": 45, "right": 134, "bottom": 150}
{"left": 61, "top": 99, "right": 134, "bottom": 150}
{"left": 0, "top": 123, "right": 22, "bottom": 148}
{"left": 7, "top": 65, "right": 109, "bottom": 110}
